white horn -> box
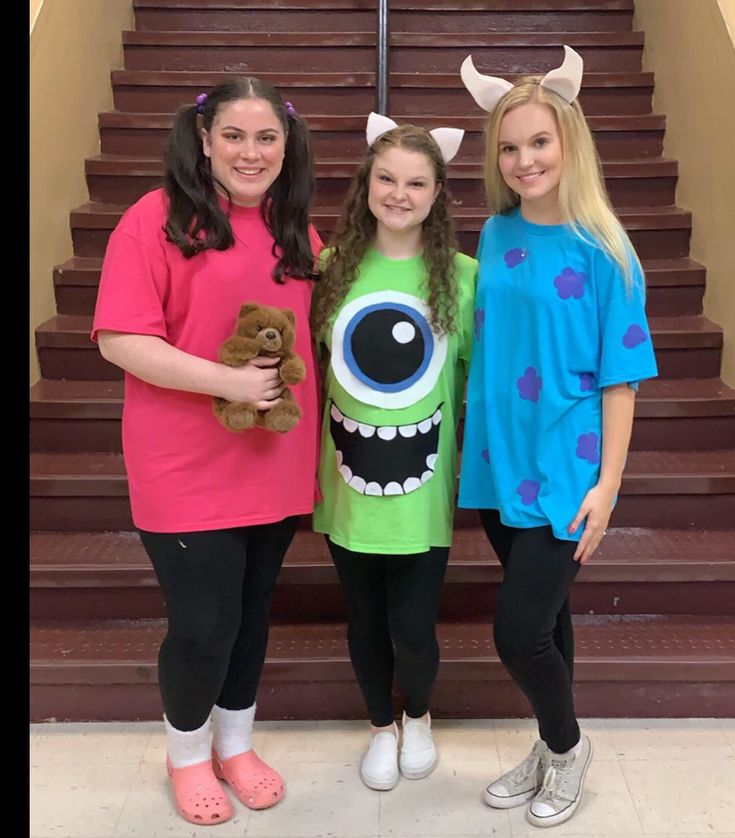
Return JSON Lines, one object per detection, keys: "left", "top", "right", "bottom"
{"left": 460, "top": 54, "right": 514, "bottom": 113}
{"left": 429, "top": 127, "right": 465, "bottom": 164}
{"left": 540, "top": 45, "right": 583, "bottom": 104}
{"left": 366, "top": 112, "right": 399, "bottom": 146}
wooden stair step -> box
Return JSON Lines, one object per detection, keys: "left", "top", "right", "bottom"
{"left": 99, "top": 110, "right": 667, "bottom": 159}
{"left": 35, "top": 312, "right": 724, "bottom": 350}
{"left": 29, "top": 615, "right": 735, "bottom": 720}
{"left": 29, "top": 527, "right": 735, "bottom": 621}
{"left": 31, "top": 449, "right": 735, "bottom": 492}
{"left": 83, "top": 154, "right": 678, "bottom": 207}
{"left": 110, "top": 70, "right": 653, "bottom": 115}
{"left": 29, "top": 450, "right": 735, "bottom": 532}
{"left": 29, "top": 376, "right": 735, "bottom": 453}
{"left": 121, "top": 30, "right": 644, "bottom": 74}
{"left": 133, "top": 0, "right": 634, "bottom": 36}
{"left": 30, "top": 527, "right": 735, "bottom": 586}
{"left": 68, "top": 202, "right": 693, "bottom": 262}
{"left": 30, "top": 376, "right": 735, "bottom": 420}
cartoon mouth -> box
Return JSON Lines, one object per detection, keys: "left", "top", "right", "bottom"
{"left": 329, "top": 400, "right": 442, "bottom": 496}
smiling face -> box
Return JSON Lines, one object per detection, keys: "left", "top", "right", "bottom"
{"left": 497, "top": 101, "right": 564, "bottom": 219}
{"left": 367, "top": 146, "right": 441, "bottom": 238}
{"left": 202, "top": 97, "right": 286, "bottom": 207}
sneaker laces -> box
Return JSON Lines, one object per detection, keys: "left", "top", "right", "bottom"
{"left": 509, "top": 751, "right": 540, "bottom": 784}
{"left": 537, "top": 754, "right": 575, "bottom": 804}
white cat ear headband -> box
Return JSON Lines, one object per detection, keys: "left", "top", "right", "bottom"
{"left": 460, "top": 45, "right": 584, "bottom": 112}
{"left": 366, "top": 112, "right": 464, "bottom": 164}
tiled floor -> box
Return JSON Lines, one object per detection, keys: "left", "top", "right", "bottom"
{"left": 30, "top": 718, "right": 735, "bottom": 838}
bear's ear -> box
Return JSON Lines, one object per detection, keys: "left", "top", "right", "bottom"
{"left": 239, "top": 302, "right": 261, "bottom": 318}
{"left": 282, "top": 308, "right": 296, "bottom": 326}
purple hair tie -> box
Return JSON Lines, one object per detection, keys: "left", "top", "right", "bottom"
{"left": 195, "top": 93, "right": 208, "bottom": 114}
{"left": 284, "top": 100, "right": 296, "bottom": 116}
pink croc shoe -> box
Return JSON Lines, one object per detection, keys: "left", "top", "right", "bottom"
{"left": 166, "top": 755, "right": 233, "bottom": 826}
{"left": 212, "top": 748, "right": 284, "bottom": 810}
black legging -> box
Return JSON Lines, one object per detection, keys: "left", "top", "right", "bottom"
{"left": 480, "top": 509, "right": 581, "bottom": 753}
{"left": 328, "top": 539, "right": 449, "bottom": 728}
{"left": 139, "top": 517, "right": 299, "bottom": 731}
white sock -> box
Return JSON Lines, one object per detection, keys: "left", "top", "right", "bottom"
{"left": 164, "top": 714, "right": 212, "bottom": 769}
{"left": 211, "top": 703, "right": 256, "bottom": 760}
{"left": 550, "top": 738, "right": 583, "bottom": 759}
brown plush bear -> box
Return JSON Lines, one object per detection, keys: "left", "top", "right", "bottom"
{"left": 213, "top": 302, "right": 306, "bottom": 434}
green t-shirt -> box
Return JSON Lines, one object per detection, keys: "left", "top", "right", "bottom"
{"left": 312, "top": 246, "right": 478, "bottom": 553}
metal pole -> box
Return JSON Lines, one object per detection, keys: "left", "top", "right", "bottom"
{"left": 377, "top": 0, "right": 389, "bottom": 114}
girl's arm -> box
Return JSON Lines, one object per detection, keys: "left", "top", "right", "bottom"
{"left": 567, "top": 383, "right": 636, "bottom": 563}
{"left": 97, "top": 331, "right": 284, "bottom": 408}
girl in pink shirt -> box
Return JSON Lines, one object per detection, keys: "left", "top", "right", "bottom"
{"left": 93, "top": 77, "right": 321, "bottom": 825}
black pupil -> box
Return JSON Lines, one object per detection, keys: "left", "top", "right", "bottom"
{"left": 350, "top": 309, "right": 425, "bottom": 385}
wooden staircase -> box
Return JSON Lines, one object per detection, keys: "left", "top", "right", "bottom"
{"left": 30, "top": 0, "right": 735, "bottom": 721}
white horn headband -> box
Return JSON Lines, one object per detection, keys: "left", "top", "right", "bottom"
{"left": 460, "top": 45, "right": 584, "bottom": 113}
{"left": 366, "top": 112, "right": 464, "bottom": 164}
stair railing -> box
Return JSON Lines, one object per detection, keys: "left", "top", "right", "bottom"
{"left": 376, "top": 0, "right": 389, "bottom": 114}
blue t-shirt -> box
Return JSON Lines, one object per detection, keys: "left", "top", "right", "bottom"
{"left": 458, "top": 207, "right": 658, "bottom": 541}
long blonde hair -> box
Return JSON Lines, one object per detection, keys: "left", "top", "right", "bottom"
{"left": 484, "top": 78, "right": 641, "bottom": 290}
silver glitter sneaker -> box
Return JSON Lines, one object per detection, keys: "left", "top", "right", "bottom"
{"left": 527, "top": 734, "right": 593, "bottom": 828}
{"left": 483, "top": 739, "right": 548, "bottom": 809}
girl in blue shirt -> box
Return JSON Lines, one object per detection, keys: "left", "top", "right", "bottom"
{"left": 458, "top": 47, "right": 657, "bottom": 828}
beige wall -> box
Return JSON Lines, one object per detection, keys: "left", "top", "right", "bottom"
{"left": 634, "top": 0, "right": 735, "bottom": 386}
{"left": 30, "top": 0, "right": 134, "bottom": 384}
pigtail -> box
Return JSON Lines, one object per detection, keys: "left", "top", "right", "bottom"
{"left": 163, "top": 104, "right": 233, "bottom": 257}
{"left": 264, "top": 111, "right": 317, "bottom": 282}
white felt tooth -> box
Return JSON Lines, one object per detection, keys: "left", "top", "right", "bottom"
{"left": 348, "top": 475, "right": 366, "bottom": 493}
{"left": 365, "top": 482, "right": 383, "bottom": 496}
{"left": 384, "top": 481, "right": 404, "bottom": 495}
{"left": 421, "top": 470, "right": 434, "bottom": 483}
{"left": 330, "top": 404, "right": 344, "bottom": 422}
{"left": 358, "top": 423, "right": 376, "bottom": 438}
{"left": 432, "top": 408, "right": 442, "bottom": 425}
{"left": 338, "top": 464, "right": 353, "bottom": 484}
{"left": 426, "top": 453, "right": 438, "bottom": 470}
{"left": 418, "top": 418, "right": 432, "bottom": 434}
{"left": 377, "top": 426, "right": 397, "bottom": 441}
{"left": 343, "top": 417, "right": 358, "bottom": 433}
{"left": 403, "top": 477, "right": 422, "bottom": 493}
{"left": 335, "top": 450, "right": 343, "bottom": 468}
{"left": 399, "top": 423, "right": 417, "bottom": 438}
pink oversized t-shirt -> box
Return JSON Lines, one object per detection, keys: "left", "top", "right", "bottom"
{"left": 92, "top": 188, "right": 323, "bottom": 532}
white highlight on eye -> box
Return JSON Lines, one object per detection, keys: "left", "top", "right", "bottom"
{"left": 392, "top": 321, "right": 416, "bottom": 344}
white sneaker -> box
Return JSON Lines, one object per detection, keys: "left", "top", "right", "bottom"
{"left": 484, "top": 739, "right": 547, "bottom": 809}
{"left": 399, "top": 712, "right": 437, "bottom": 779}
{"left": 527, "top": 735, "right": 593, "bottom": 828}
{"left": 360, "top": 723, "right": 399, "bottom": 790}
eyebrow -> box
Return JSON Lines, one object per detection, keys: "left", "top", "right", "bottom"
{"left": 374, "top": 167, "right": 428, "bottom": 180}
{"left": 220, "top": 125, "right": 281, "bottom": 134}
{"left": 498, "top": 131, "right": 552, "bottom": 145}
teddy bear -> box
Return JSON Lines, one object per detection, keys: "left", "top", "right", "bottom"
{"left": 213, "top": 302, "right": 306, "bottom": 434}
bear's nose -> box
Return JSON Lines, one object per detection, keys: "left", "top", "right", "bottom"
{"left": 265, "top": 330, "right": 277, "bottom": 339}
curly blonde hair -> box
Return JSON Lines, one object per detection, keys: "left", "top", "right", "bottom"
{"left": 311, "top": 124, "right": 460, "bottom": 342}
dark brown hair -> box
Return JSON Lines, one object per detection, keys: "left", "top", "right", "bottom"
{"left": 311, "top": 124, "right": 460, "bottom": 340}
{"left": 163, "top": 76, "right": 316, "bottom": 282}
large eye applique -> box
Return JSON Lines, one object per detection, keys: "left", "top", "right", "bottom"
{"left": 331, "top": 291, "right": 448, "bottom": 408}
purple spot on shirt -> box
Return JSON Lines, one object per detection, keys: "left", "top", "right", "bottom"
{"left": 576, "top": 432, "right": 600, "bottom": 465}
{"left": 554, "top": 267, "right": 587, "bottom": 300}
{"left": 579, "top": 372, "right": 596, "bottom": 392}
{"left": 481, "top": 448, "right": 490, "bottom": 464}
{"left": 504, "top": 248, "right": 527, "bottom": 269}
{"left": 517, "top": 366, "right": 542, "bottom": 403}
{"left": 474, "top": 308, "right": 485, "bottom": 341}
{"left": 623, "top": 324, "right": 648, "bottom": 349}
{"left": 517, "top": 479, "right": 540, "bottom": 506}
